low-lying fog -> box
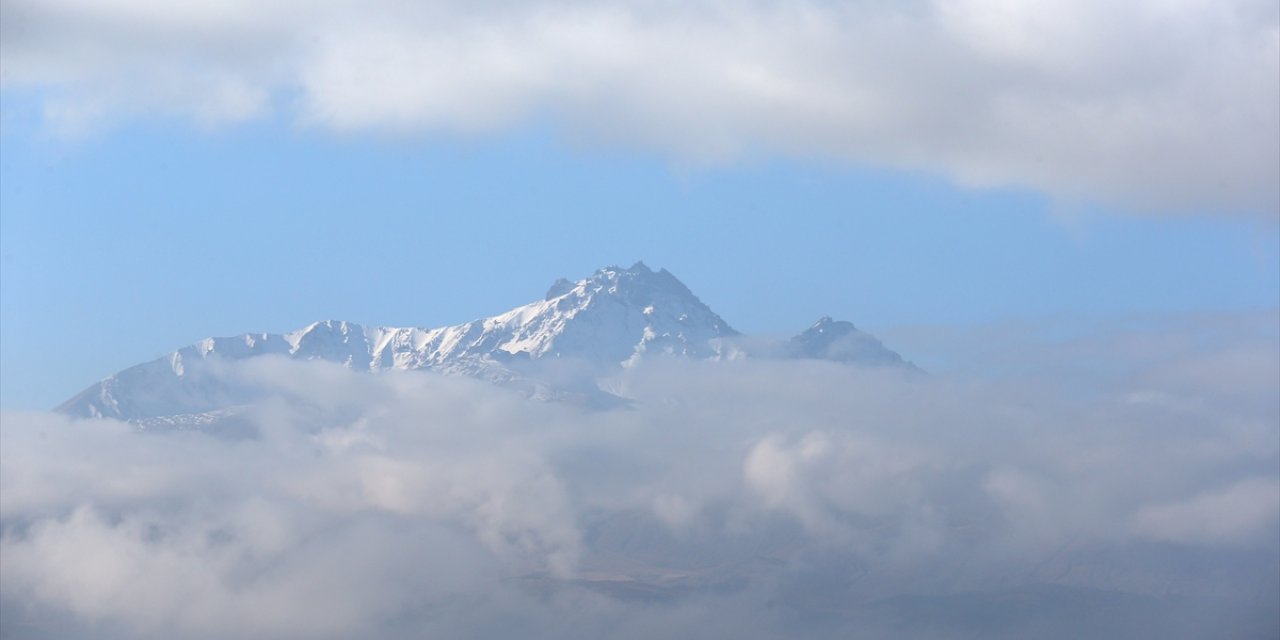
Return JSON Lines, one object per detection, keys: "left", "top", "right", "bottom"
{"left": 3, "top": 314, "right": 1277, "bottom": 639}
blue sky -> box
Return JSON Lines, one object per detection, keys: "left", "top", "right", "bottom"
{"left": 1, "top": 0, "right": 1278, "bottom": 408}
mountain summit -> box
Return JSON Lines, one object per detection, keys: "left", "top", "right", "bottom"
{"left": 787, "top": 317, "right": 910, "bottom": 367}
{"left": 430, "top": 261, "right": 738, "bottom": 366}
{"left": 57, "top": 264, "right": 908, "bottom": 421}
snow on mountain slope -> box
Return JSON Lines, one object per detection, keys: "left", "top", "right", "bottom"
{"left": 369, "top": 261, "right": 737, "bottom": 369}
{"left": 56, "top": 263, "right": 909, "bottom": 421}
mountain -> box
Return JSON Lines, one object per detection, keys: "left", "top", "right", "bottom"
{"left": 56, "top": 263, "right": 910, "bottom": 421}
{"left": 787, "top": 317, "right": 914, "bottom": 368}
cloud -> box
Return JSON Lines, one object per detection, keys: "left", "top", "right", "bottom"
{"left": 1131, "top": 478, "right": 1280, "bottom": 545}
{"left": 2, "top": 314, "right": 1277, "bottom": 639}
{"left": 2, "top": 0, "right": 1277, "bottom": 214}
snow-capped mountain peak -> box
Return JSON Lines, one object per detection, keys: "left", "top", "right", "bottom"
{"left": 363, "top": 262, "right": 737, "bottom": 370}
{"left": 56, "top": 264, "right": 910, "bottom": 421}
{"left": 515, "top": 262, "right": 737, "bottom": 362}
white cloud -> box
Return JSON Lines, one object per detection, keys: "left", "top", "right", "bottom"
{"left": 2, "top": 316, "right": 1277, "bottom": 638}
{"left": 1132, "top": 478, "right": 1280, "bottom": 545}
{"left": 2, "top": 0, "right": 1276, "bottom": 214}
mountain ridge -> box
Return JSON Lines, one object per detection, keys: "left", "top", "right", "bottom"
{"left": 57, "top": 263, "right": 912, "bottom": 421}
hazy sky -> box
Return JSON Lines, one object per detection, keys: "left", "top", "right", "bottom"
{"left": 1, "top": 0, "right": 1277, "bottom": 408}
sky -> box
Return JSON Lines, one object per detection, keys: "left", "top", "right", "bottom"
{"left": 1, "top": 2, "right": 1278, "bottom": 638}
{"left": 1, "top": 0, "right": 1278, "bottom": 408}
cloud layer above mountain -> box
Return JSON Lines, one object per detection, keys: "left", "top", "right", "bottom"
{"left": 2, "top": 314, "right": 1277, "bottom": 639}
{"left": 3, "top": 0, "right": 1277, "bottom": 215}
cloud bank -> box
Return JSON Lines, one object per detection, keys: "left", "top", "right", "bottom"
{"left": 2, "top": 0, "right": 1277, "bottom": 215}
{"left": 2, "top": 316, "right": 1277, "bottom": 639}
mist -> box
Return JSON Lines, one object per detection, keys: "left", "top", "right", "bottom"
{"left": 2, "top": 317, "right": 1277, "bottom": 639}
